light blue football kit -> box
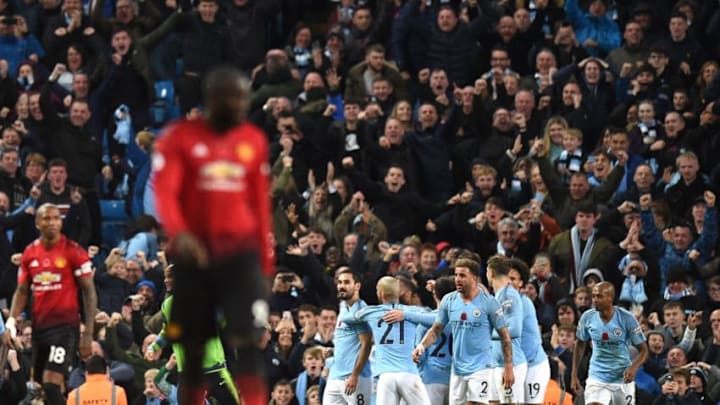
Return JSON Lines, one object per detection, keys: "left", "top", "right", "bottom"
{"left": 324, "top": 299, "right": 372, "bottom": 405}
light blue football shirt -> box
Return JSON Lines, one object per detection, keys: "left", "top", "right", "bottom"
{"left": 491, "top": 284, "right": 526, "bottom": 366}
{"left": 343, "top": 303, "right": 420, "bottom": 377}
{"left": 407, "top": 309, "right": 452, "bottom": 385}
{"left": 328, "top": 299, "right": 372, "bottom": 380}
{"left": 576, "top": 306, "right": 646, "bottom": 384}
{"left": 519, "top": 293, "right": 547, "bottom": 367}
{"left": 436, "top": 290, "right": 507, "bottom": 376}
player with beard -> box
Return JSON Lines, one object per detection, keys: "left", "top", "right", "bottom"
{"left": 324, "top": 267, "right": 372, "bottom": 405}
{"left": 3, "top": 203, "right": 97, "bottom": 405}
{"left": 414, "top": 258, "right": 514, "bottom": 405}
{"left": 571, "top": 282, "right": 648, "bottom": 405}
{"left": 152, "top": 66, "right": 273, "bottom": 405}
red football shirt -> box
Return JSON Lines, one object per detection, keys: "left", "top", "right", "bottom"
{"left": 152, "top": 119, "right": 274, "bottom": 276}
{"left": 18, "top": 235, "right": 92, "bottom": 330}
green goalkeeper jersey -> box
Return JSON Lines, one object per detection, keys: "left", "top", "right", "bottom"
{"left": 156, "top": 295, "right": 227, "bottom": 373}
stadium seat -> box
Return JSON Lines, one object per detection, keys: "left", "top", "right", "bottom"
{"left": 154, "top": 80, "right": 175, "bottom": 103}
{"left": 100, "top": 199, "right": 128, "bottom": 221}
{"left": 100, "top": 200, "right": 129, "bottom": 249}
{"left": 151, "top": 81, "right": 179, "bottom": 127}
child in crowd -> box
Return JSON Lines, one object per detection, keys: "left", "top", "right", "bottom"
{"left": 291, "top": 347, "right": 324, "bottom": 405}
{"left": 269, "top": 380, "right": 296, "bottom": 405}
{"left": 554, "top": 128, "right": 584, "bottom": 185}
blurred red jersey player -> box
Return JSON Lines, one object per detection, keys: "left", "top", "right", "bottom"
{"left": 152, "top": 65, "right": 273, "bottom": 405}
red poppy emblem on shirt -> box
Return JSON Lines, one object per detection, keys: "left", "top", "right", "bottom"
{"left": 602, "top": 332, "right": 609, "bottom": 341}
{"left": 461, "top": 312, "right": 467, "bottom": 321}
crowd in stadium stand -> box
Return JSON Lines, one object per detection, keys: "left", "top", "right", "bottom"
{"left": 4, "top": 0, "right": 720, "bottom": 403}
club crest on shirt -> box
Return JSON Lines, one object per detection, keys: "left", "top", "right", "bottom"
{"left": 55, "top": 257, "right": 66, "bottom": 268}
{"left": 613, "top": 328, "right": 623, "bottom": 337}
{"left": 236, "top": 143, "right": 255, "bottom": 163}
{"left": 473, "top": 308, "right": 481, "bottom": 317}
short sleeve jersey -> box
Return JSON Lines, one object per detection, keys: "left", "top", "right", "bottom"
{"left": 576, "top": 307, "right": 646, "bottom": 383}
{"left": 412, "top": 309, "right": 452, "bottom": 385}
{"left": 436, "top": 290, "right": 507, "bottom": 376}
{"left": 350, "top": 303, "right": 420, "bottom": 377}
{"left": 18, "top": 236, "right": 92, "bottom": 330}
{"left": 520, "top": 293, "right": 547, "bottom": 367}
{"left": 491, "top": 284, "right": 527, "bottom": 366}
{"left": 329, "top": 299, "right": 372, "bottom": 380}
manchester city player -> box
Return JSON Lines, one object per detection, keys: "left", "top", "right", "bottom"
{"left": 324, "top": 268, "right": 372, "bottom": 405}
{"left": 343, "top": 276, "right": 431, "bottom": 405}
{"left": 487, "top": 255, "right": 527, "bottom": 405}
{"left": 571, "top": 282, "right": 648, "bottom": 405}
{"left": 509, "top": 258, "right": 550, "bottom": 405}
{"left": 383, "top": 276, "right": 456, "bottom": 405}
{"left": 413, "top": 258, "right": 514, "bottom": 405}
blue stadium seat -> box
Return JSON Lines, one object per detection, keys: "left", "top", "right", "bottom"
{"left": 152, "top": 81, "right": 179, "bottom": 127}
{"left": 154, "top": 80, "right": 175, "bottom": 103}
{"left": 100, "top": 199, "right": 128, "bottom": 221}
{"left": 102, "top": 222, "right": 127, "bottom": 249}
{"left": 100, "top": 200, "right": 129, "bottom": 249}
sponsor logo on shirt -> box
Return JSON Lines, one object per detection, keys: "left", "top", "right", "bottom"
{"left": 198, "top": 161, "right": 246, "bottom": 192}
{"left": 32, "top": 271, "right": 62, "bottom": 291}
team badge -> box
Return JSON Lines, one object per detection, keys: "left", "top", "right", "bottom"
{"left": 473, "top": 308, "right": 481, "bottom": 317}
{"left": 236, "top": 143, "right": 255, "bottom": 163}
{"left": 613, "top": 328, "right": 623, "bottom": 337}
{"left": 55, "top": 257, "right": 66, "bottom": 268}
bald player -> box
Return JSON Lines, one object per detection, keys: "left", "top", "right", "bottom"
{"left": 341, "top": 276, "right": 431, "bottom": 405}
{"left": 571, "top": 282, "right": 648, "bottom": 405}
